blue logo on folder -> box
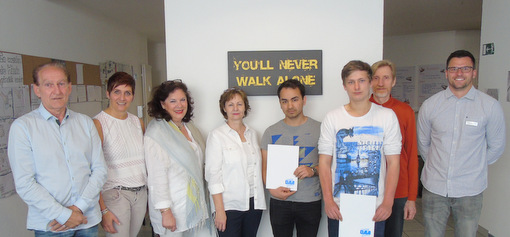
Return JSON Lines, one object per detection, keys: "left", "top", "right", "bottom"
{"left": 285, "top": 179, "right": 295, "bottom": 185}
{"left": 360, "top": 229, "right": 371, "bottom": 236}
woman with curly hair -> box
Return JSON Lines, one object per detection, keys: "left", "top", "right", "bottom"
{"left": 145, "top": 80, "right": 209, "bottom": 237}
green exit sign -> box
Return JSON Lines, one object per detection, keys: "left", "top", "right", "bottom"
{"left": 482, "top": 43, "right": 495, "bottom": 55}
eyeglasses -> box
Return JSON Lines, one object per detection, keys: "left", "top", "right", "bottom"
{"left": 161, "top": 79, "right": 182, "bottom": 86}
{"left": 447, "top": 66, "right": 474, "bottom": 73}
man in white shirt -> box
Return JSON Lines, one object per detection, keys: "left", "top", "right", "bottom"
{"left": 318, "top": 60, "right": 401, "bottom": 237}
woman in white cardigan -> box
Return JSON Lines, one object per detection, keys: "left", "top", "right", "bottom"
{"left": 145, "top": 80, "right": 209, "bottom": 237}
{"left": 205, "top": 88, "right": 266, "bottom": 237}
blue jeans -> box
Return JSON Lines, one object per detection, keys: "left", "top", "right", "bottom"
{"left": 384, "top": 197, "right": 407, "bottom": 237}
{"left": 218, "top": 197, "right": 263, "bottom": 237}
{"left": 34, "top": 225, "right": 98, "bottom": 237}
{"left": 422, "top": 188, "right": 483, "bottom": 237}
{"left": 269, "top": 198, "right": 321, "bottom": 237}
{"left": 328, "top": 218, "right": 385, "bottom": 237}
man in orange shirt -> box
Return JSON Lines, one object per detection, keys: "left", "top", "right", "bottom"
{"left": 370, "top": 60, "right": 419, "bottom": 237}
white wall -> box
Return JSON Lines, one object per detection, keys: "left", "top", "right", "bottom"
{"left": 0, "top": 0, "right": 149, "bottom": 236}
{"left": 148, "top": 42, "right": 168, "bottom": 86}
{"left": 0, "top": 0, "right": 148, "bottom": 117}
{"left": 478, "top": 0, "right": 510, "bottom": 235}
{"left": 165, "top": 0, "right": 383, "bottom": 236}
{"left": 384, "top": 30, "right": 480, "bottom": 69}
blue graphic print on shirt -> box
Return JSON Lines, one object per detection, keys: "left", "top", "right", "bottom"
{"left": 333, "top": 126, "right": 384, "bottom": 198}
{"left": 271, "top": 134, "right": 315, "bottom": 167}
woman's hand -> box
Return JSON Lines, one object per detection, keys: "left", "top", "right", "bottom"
{"left": 161, "top": 209, "right": 177, "bottom": 232}
{"left": 101, "top": 210, "right": 120, "bottom": 233}
{"left": 214, "top": 210, "right": 227, "bottom": 232}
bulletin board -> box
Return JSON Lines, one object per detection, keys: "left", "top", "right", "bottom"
{"left": 20, "top": 54, "right": 100, "bottom": 86}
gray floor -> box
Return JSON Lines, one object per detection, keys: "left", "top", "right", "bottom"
{"left": 100, "top": 198, "right": 488, "bottom": 237}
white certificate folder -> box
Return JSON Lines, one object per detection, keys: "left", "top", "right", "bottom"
{"left": 339, "top": 193, "right": 376, "bottom": 237}
{"left": 266, "top": 144, "right": 299, "bottom": 191}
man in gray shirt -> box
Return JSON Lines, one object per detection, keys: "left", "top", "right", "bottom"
{"left": 261, "top": 79, "right": 322, "bottom": 237}
{"left": 418, "top": 50, "right": 506, "bottom": 237}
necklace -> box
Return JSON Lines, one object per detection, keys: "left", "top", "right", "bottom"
{"left": 172, "top": 121, "right": 184, "bottom": 130}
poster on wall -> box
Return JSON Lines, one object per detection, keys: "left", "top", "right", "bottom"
{"left": 0, "top": 52, "right": 23, "bottom": 87}
{"left": 228, "top": 50, "right": 322, "bottom": 96}
{"left": 394, "top": 66, "right": 417, "bottom": 110}
{"left": 417, "top": 64, "right": 447, "bottom": 107}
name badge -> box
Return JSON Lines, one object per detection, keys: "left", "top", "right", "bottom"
{"left": 466, "top": 121, "right": 478, "bottom": 126}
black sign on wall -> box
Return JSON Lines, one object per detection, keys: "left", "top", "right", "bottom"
{"left": 228, "top": 50, "right": 322, "bottom": 96}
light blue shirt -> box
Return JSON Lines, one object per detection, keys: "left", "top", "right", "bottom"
{"left": 8, "top": 104, "right": 107, "bottom": 231}
{"left": 418, "top": 86, "right": 505, "bottom": 198}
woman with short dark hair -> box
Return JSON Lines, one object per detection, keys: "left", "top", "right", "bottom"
{"left": 93, "top": 72, "right": 147, "bottom": 237}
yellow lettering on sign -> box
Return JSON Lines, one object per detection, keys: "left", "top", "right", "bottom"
{"left": 233, "top": 60, "right": 242, "bottom": 71}
{"left": 261, "top": 61, "right": 274, "bottom": 70}
{"left": 233, "top": 60, "right": 274, "bottom": 71}
{"left": 277, "top": 76, "right": 288, "bottom": 85}
{"left": 279, "top": 59, "right": 319, "bottom": 71}
{"left": 263, "top": 76, "right": 271, "bottom": 86}
{"left": 236, "top": 76, "right": 249, "bottom": 86}
{"left": 248, "top": 77, "right": 256, "bottom": 86}
{"left": 238, "top": 76, "right": 272, "bottom": 86}
{"left": 291, "top": 75, "right": 316, "bottom": 85}
{"left": 277, "top": 75, "right": 316, "bottom": 86}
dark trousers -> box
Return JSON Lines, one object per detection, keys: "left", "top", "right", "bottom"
{"left": 328, "top": 218, "right": 385, "bottom": 237}
{"left": 269, "top": 198, "right": 322, "bottom": 237}
{"left": 384, "top": 197, "right": 407, "bottom": 237}
{"left": 218, "top": 197, "right": 263, "bottom": 237}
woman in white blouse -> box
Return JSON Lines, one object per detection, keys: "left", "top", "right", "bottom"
{"left": 93, "top": 72, "right": 147, "bottom": 237}
{"left": 145, "top": 80, "right": 209, "bottom": 237}
{"left": 205, "top": 88, "right": 266, "bottom": 237}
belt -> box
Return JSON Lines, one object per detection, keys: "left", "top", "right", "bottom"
{"left": 113, "top": 185, "right": 145, "bottom": 192}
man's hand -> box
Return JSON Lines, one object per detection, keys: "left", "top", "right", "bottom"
{"left": 68, "top": 205, "right": 83, "bottom": 214}
{"left": 373, "top": 202, "right": 392, "bottom": 222}
{"left": 294, "top": 165, "right": 314, "bottom": 179}
{"left": 269, "top": 187, "right": 296, "bottom": 200}
{"left": 101, "top": 210, "right": 121, "bottom": 233}
{"left": 404, "top": 200, "right": 416, "bottom": 220}
{"left": 161, "top": 209, "right": 177, "bottom": 232}
{"left": 50, "top": 206, "right": 88, "bottom": 231}
{"left": 324, "top": 198, "right": 342, "bottom": 221}
{"left": 214, "top": 210, "right": 227, "bottom": 232}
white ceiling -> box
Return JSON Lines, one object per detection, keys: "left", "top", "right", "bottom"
{"left": 52, "top": 0, "right": 482, "bottom": 43}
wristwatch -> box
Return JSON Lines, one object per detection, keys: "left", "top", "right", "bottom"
{"left": 311, "top": 166, "right": 318, "bottom": 176}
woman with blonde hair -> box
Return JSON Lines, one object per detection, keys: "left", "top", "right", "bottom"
{"left": 205, "top": 88, "right": 266, "bottom": 237}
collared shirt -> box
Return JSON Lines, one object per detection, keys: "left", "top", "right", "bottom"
{"left": 8, "top": 104, "right": 107, "bottom": 231}
{"left": 205, "top": 123, "right": 266, "bottom": 212}
{"left": 418, "top": 86, "right": 505, "bottom": 198}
